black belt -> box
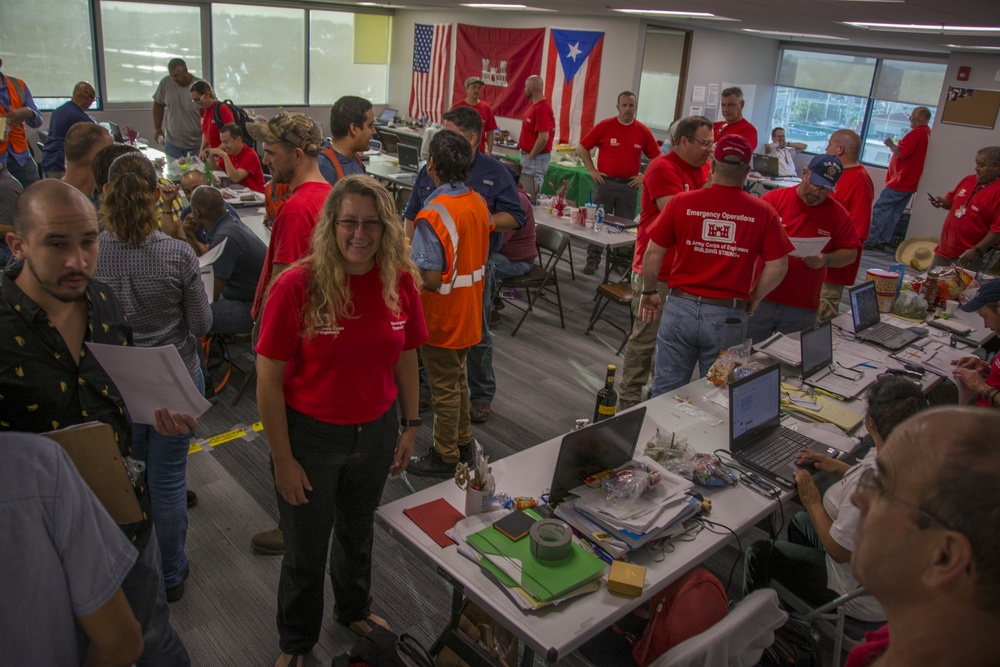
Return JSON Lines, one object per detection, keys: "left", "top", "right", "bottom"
{"left": 602, "top": 176, "right": 633, "bottom": 184}
{"left": 669, "top": 288, "right": 748, "bottom": 311}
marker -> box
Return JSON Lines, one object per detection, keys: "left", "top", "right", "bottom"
{"left": 811, "top": 386, "right": 845, "bottom": 402}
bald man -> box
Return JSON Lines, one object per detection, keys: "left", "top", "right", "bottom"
{"left": 519, "top": 75, "right": 555, "bottom": 189}
{"left": 846, "top": 407, "right": 1000, "bottom": 666}
{"left": 818, "top": 129, "right": 874, "bottom": 321}
{"left": 42, "top": 81, "right": 98, "bottom": 178}
{"left": 1, "top": 180, "right": 194, "bottom": 665}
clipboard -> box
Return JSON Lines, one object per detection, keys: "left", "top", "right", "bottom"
{"left": 44, "top": 422, "right": 144, "bottom": 525}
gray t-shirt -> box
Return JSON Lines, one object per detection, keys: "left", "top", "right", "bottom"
{"left": 1, "top": 433, "right": 138, "bottom": 665}
{"left": 153, "top": 75, "right": 204, "bottom": 149}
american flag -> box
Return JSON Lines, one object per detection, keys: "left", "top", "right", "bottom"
{"left": 409, "top": 23, "right": 452, "bottom": 124}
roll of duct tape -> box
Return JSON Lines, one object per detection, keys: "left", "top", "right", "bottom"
{"left": 529, "top": 519, "right": 572, "bottom": 561}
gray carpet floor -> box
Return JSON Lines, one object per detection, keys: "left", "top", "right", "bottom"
{"left": 171, "top": 239, "right": 898, "bottom": 665}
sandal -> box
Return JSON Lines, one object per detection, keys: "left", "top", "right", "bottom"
{"left": 274, "top": 652, "right": 304, "bottom": 667}
{"left": 347, "top": 613, "right": 391, "bottom": 638}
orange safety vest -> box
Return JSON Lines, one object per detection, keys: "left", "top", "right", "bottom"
{"left": 419, "top": 189, "right": 493, "bottom": 350}
{"left": 321, "top": 147, "right": 364, "bottom": 180}
{"left": 0, "top": 75, "right": 29, "bottom": 156}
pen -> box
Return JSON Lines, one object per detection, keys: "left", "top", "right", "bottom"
{"left": 589, "top": 542, "right": 615, "bottom": 564}
{"left": 811, "top": 387, "right": 843, "bottom": 402}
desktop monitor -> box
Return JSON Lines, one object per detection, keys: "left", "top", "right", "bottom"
{"left": 547, "top": 407, "right": 646, "bottom": 508}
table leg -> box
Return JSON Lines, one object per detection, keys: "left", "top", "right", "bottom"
{"left": 430, "top": 569, "right": 513, "bottom": 667}
{"left": 602, "top": 245, "right": 614, "bottom": 284}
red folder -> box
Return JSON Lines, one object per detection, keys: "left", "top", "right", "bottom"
{"left": 403, "top": 498, "right": 464, "bottom": 548}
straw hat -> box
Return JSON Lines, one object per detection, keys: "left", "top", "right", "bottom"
{"left": 895, "top": 236, "right": 939, "bottom": 271}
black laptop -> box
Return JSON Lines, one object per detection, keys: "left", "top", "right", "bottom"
{"left": 729, "top": 364, "right": 845, "bottom": 488}
{"left": 397, "top": 143, "right": 421, "bottom": 173}
{"left": 100, "top": 120, "right": 125, "bottom": 143}
{"left": 800, "top": 321, "right": 875, "bottom": 400}
{"left": 752, "top": 153, "right": 780, "bottom": 178}
{"left": 847, "top": 281, "right": 923, "bottom": 351}
{"left": 547, "top": 407, "right": 646, "bottom": 508}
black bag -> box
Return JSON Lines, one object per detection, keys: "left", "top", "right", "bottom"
{"left": 758, "top": 617, "right": 823, "bottom": 667}
{"left": 213, "top": 99, "right": 256, "bottom": 150}
{"left": 331, "top": 626, "right": 435, "bottom": 667}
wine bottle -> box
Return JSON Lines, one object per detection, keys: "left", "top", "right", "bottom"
{"left": 593, "top": 364, "right": 619, "bottom": 423}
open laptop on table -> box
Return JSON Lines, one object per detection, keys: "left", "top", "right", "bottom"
{"left": 547, "top": 407, "right": 646, "bottom": 508}
{"left": 729, "top": 364, "right": 846, "bottom": 488}
{"left": 800, "top": 320, "right": 875, "bottom": 400}
{"left": 752, "top": 153, "right": 779, "bottom": 178}
{"left": 846, "top": 281, "right": 923, "bottom": 351}
{"left": 375, "top": 107, "right": 397, "bottom": 125}
{"left": 100, "top": 121, "right": 125, "bottom": 143}
{"left": 397, "top": 143, "right": 421, "bottom": 172}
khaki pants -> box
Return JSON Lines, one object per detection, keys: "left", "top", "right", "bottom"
{"left": 619, "top": 274, "right": 670, "bottom": 404}
{"left": 817, "top": 283, "right": 845, "bottom": 323}
{"left": 422, "top": 344, "right": 473, "bottom": 463}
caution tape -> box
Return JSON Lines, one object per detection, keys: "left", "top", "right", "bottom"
{"left": 188, "top": 420, "right": 264, "bottom": 455}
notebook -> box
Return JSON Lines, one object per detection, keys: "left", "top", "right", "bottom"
{"left": 800, "top": 320, "right": 875, "bottom": 399}
{"left": 547, "top": 406, "right": 646, "bottom": 508}
{"left": 752, "top": 153, "right": 779, "bottom": 178}
{"left": 847, "top": 281, "right": 923, "bottom": 351}
{"left": 729, "top": 364, "right": 846, "bottom": 488}
{"left": 397, "top": 143, "right": 421, "bottom": 173}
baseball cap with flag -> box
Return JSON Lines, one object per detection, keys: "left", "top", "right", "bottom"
{"left": 807, "top": 154, "right": 844, "bottom": 190}
{"left": 715, "top": 135, "right": 753, "bottom": 165}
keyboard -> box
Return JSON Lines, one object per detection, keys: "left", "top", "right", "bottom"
{"left": 860, "top": 322, "right": 904, "bottom": 344}
{"left": 742, "top": 428, "right": 813, "bottom": 469}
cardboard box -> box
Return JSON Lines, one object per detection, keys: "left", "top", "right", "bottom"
{"left": 607, "top": 560, "right": 646, "bottom": 597}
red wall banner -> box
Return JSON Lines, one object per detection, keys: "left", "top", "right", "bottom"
{"left": 453, "top": 24, "right": 545, "bottom": 120}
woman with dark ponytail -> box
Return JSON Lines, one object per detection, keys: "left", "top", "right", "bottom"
{"left": 188, "top": 80, "right": 234, "bottom": 160}
{"left": 95, "top": 152, "right": 212, "bottom": 602}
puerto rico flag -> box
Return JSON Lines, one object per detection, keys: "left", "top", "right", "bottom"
{"left": 544, "top": 29, "right": 604, "bottom": 145}
{"left": 409, "top": 23, "right": 452, "bottom": 124}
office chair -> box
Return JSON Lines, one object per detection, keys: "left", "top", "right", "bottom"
{"left": 769, "top": 581, "right": 883, "bottom": 667}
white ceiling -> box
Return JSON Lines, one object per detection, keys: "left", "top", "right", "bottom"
{"left": 332, "top": 0, "right": 1000, "bottom": 55}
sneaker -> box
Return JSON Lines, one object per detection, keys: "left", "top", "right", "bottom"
{"left": 419, "top": 392, "right": 432, "bottom": 412}
{"left": 470, "top": 403, "right": 492, "bottom": 423}
{"left": 166, "top": 566, "right": 190, "bottom": 603}
{"left": 251, "top": 528, "right": 285, "bottom": 555}
{"left": 408, "top": 448, "right": 459, "bottom": 478}
{"left": 584, "top": 261, "right": 598, "bottom": 275}
{"left": 186, "top": 490, "right": 198, "bottom": 508}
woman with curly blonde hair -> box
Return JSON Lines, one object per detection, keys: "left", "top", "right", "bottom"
{"left": 255, "top": 175, "right": 426, "bottom": 666}
{"left": 95, "top": 151, "right": 212, "bottom": 602}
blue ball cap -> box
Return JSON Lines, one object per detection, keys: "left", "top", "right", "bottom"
{"left": 960, "top": 279, "right": 1000, "bottom": 312}
{"left": 807, "top": 154, "right": 843, "bottom": 190}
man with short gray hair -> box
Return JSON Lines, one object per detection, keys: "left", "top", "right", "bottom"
{"left": 714, "top": 86, "right": 758, "bottom": 150}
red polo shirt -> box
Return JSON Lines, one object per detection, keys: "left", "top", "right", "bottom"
{"left": 519, "top": 99, "right": 555, "bottom": 153}
{"left": 229, "top": 143, "right": 265, "bottom": 193}
{"left": 885, "top": 124, "right": 930, "bottom": 192}
{"left": 579, "top": 117, "right": 660, "bottom": 179}
{"left": 713, "top": 118, "right": 759, "bottom": 151}
{"left": 826, "top": 164, "right": 874, "bottom": 286}
{"left": 936, "top": 175, "right": 1000, "bottom": 259}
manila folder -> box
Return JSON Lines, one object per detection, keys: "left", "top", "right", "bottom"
{"left": 44, "top": 422, "right": 144, "bottom": 525}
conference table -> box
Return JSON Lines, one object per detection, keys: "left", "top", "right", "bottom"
{"left": 365, "top": 153, "right": 419, "bottom": 194}
{"left": 375, "top": 300, "right": 994, "bottom": 665}
{"left": 532, "top": 205, "right": 636, "bottom": 284}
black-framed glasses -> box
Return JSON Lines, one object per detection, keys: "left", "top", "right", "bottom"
{"left": 685, "top": 136, "right": 715, "bottom": 148}
{"left": 830, "top": 362, "right": 864, "bottom": 382}
{"left": 856, "top": 468, "right": 957, "bottom": 531}
{"left": 336, "top": 219, "right": 385, "bottom": 233}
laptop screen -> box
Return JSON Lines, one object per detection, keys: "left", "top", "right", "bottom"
{"left": 729, "top": 364, "right": 782, "bottom": 450}
{"left": 547, "top": 407, "right": 646, "bottom": 508}
{"left": 752, "top": 153, "right": 779, "bottom": 177}
{"left": 800, "top": 321, "right": 833, "bottom": 380}
{"left": 397, "top": 143, "right": 420, "bottom": 169}
{"left": 100, "top": 121, "right": 124, "bottom": 143}
{"left": 849, "top": 282, "right": 882, "bottom": 332}
{"left": 378, "top": 108, "right": 397, "bottom": 123}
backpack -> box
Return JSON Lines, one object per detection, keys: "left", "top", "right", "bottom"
{"left": 758, "top": 617, "right": 823, "bottom": 667}
{"left": 630, "top": 567, "right": 730, "bottom": 667}
{"left": 330, "top": 626, "right": 434, "bottom": 667}
{"left": 214, "top": 99, "right": 256, "bottom": 150}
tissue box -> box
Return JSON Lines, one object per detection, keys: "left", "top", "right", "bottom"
{"left": 607, "top": 560, "right": 646, "bottom": 597}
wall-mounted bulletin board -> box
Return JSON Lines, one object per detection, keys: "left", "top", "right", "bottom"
{"left": 941, "top": 87, "right": 1000, "bottom": 129}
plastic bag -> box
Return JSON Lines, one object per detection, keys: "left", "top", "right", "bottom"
{"left": 665, "top": 452, "right": 738, "bottom": 488}
{"left": 891, "top": 290, "right": 928, "bottom": 319}
{"left": 644, "top": 429, "right": 693, "bottom": 463}
{"left": 707, "top": 339, "right": 752, "bottom": 387}
{"left": 602, "top": 463, "right": 661, "bottom": 504}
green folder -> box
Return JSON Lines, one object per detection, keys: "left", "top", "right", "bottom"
{"left": 466, "top": 512, "right": 607, "bottom": 602}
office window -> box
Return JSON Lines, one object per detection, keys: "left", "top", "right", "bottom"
{"left": 0, "top": 0, "right": 96, "bottom": 110}
{"left": 309, "top": 10, "right": 391, "bottom": 106}
{"left": 102, "top": 2, "right": 203, "bottom": 104}
{"left": 212, "top": 4, "right": 306, "bottom": 106}
{"left": 771, "top": 49, "right": 944, "bottom": 168}
{"left": 636, "top": 27, "right": 688, "bottom": 131}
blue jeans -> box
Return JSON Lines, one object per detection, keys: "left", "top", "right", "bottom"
{"left": 651, "top": 297, "right": 748, "bottom": 396}
{"left": 163, "top": 141, "right": 202, "bottom": 160}
{"left": 494, "top": 253, "right": 534, "bottom": 280}
{"left": 521, "top": 151, "right": 551, "bottom": 190}
{"left": 748, "top": 300, "right": 819, "bottom": 344}
{"left": 131, "top": 372, "right": 204, "bottom": 589}
{"left": 468, "top": 259, "right": 496, "bottom": 405}
{"left": 869, "top": 187, "right": 913, "bottom": 244}
{"left": 210, "top": 296, "right": 254, "bottom": 334}
{"left": 121, "top": 529, "right": 191, "bottom": 666}
{"left": 5, "top": 154, "right": 39, "bottom": 187}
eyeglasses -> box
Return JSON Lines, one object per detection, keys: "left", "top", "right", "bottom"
{"left": 685, "top": 136, "right": 715, "bottom": 148}
{"left": 336, "top": 219, "right": 385, "bottom": 233}
{"left": 191, "top": 95, "right": 203, "bottom": 104}
{"left": 856, "top": 468, "right": 957, "bottom": 531}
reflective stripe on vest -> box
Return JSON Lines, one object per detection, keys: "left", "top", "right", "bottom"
{"left": 423, "top": 201, "right": 485, "bottom": 296}
{"left": 0, "top": 76, "right": 29, "bottom": 154}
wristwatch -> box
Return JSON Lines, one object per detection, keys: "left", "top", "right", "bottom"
{"left": 400, "top": 418, "right": 423, "bottom": 428}
{"left": 640, "top": 289, "right": 658, "bottom": 296}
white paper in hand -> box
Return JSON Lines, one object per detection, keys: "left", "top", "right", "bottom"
{"left": 788, "top": 237, "right": 829, "bottom": 258}
{"left": 85, "top": 342, "right": 212, "bottom": 425}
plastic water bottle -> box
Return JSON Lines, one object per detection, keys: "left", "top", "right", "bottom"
{"left": 594, "top": 204, "right": 605, "bottom": 233}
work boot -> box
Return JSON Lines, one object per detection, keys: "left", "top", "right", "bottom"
{"left": 251, "top": 528, "right": 285, "bottom": 555}
{"left": 408, "top": 448, "right": 458, "bottom": 478}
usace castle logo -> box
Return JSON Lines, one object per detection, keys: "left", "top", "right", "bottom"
{"left": 702, "top": 219, "right": 736, "bottom": 244}
{"left": 481, "top": 58, "right": 508, "bottom": 87}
